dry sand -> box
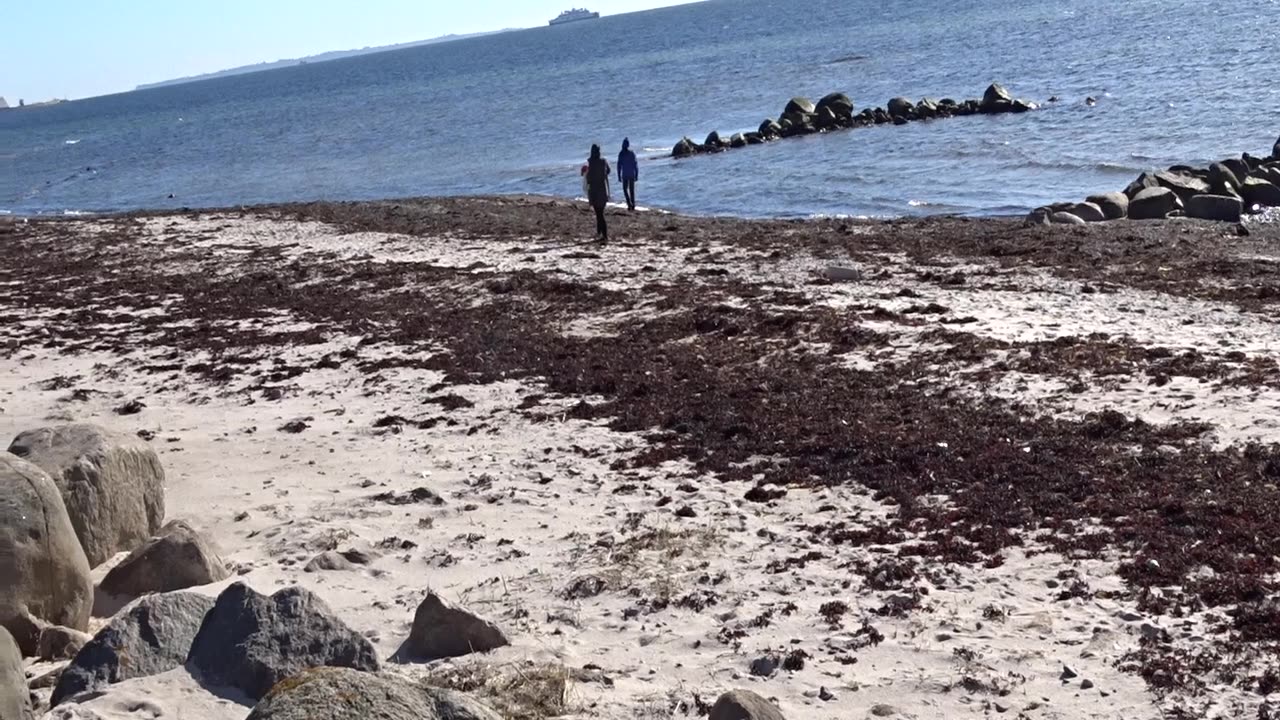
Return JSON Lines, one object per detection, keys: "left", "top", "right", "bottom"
{"left": 5, "top": 197, "right": 1280, "bottom": 719}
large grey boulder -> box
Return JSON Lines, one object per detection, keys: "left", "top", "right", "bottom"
{"left": 8, "top": 424, "right": 165, "bottom": 567}
{"left": 396, "top": 592, "right": 509, "bottom": 662}
{"left": 0, "top": 627, "right": 34, "bottom": 720}
{"left": 782, "top": 97, "right": 815, "bottom": 117}
{"left": 710, "top": 689, "right": 786, "bottom": 720}
{"left": 98, "top": 520, "right": 228, "bottom": 599}
{"left": 1129, "top": 187, "right": 1182, "bottom": 220}
{"left": 1049, "top": 211, "right": 1087, "bottom": 226}
{"left": 186, "top": 583, "right": 379, "bottom": 701}
{"left": 1186, "top": 194, "right": 1244, "bottom": 222}
{"left": 1153, "top": 171, "right": 1211, "bottom": 204}
{"left": 1087, "top": 192, "right": 1129, "bottom": 220}
{"left": 0, "top": 453, "right": 93, "bottom": 655}
{"left": 1242, "top": 177, "right": 1280, "bottom": 208}
{"left": 244, "top": 667, "right": 501, "bottom": 720}
{"left": 816, "top": 93, "right": 854, "bottom": 119}
{"left": 1067, "top": 202, "right": 1107, "bottom": 223}
{"left": 52, "top": 591, "right": 216, "bottom": 706}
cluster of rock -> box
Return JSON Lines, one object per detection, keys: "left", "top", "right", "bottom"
{"left": 0, "top": 421, "right": 793, "bottom": 720}
{"left": 672, "top": 83, "right": 1038, "bottom": 158}
{"left": 1029, "top": 137, "right": 1280, "bottom": 225}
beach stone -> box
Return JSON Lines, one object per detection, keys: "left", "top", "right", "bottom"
{"left": 99, "top": 519, "right": 228, "bottom": 599}
{"left": 0, "top": 627, "right": 34, "bottom": 720}
{"left": 1153, "top": 171, "right": 1211, "bottom": 204}
{"left": 783, "top": 97, "right": 815, "bottom": 117}
{"left": 1186, "top": 194, "right": 1243, "bottom": 222}
{"left": 8, "top": 424, "right": 165, "bottom": 568}
{"left": 1067, "top": 202, "right": 1107, "bottom": 223}
{"left": 1049, "top": 211, "right": 1087, "bottom": 225}
{"left": 305, "top": 551, "right": 356, "bottom": 573}
{"left": 886, "top": 97, "right": 914, "bottom": 119}
{"left": 816, "top": 92, "right": 854, "bottom": 119}
{"left": 37, "top": 624, "right": 91, "bottom": 661}
{"left": 1209, "top": 162, "right": 1241, "bottom": 191}
{"left": 1242, "top": 177, "right": 1280, "bottom": 208}
{"left": 709, "top": 689, "right": 786, "bottom": 720}
{"left": 244, "top": 667, "right": 501, "bottom": 720}
{"left": 397, "top": 591, "right": 508, "bottom": 661}
{"left": 1129, "top": 187, "right": 1182, "bottom": 220}
{"left": 1087, "top": 192, "right": 1129, "bottom": 220}
{"left": 980, "top": 83, "right": 1012, "bottom": 112}
{"left": 186, "top": 583, "right": 380, "bottom": 701}
{"left": 52, "top": 591, "right": 215, "bottom": 706}
{"left": 1123, "top": 172, "right": 1161, "bottom": 199}
{"left": 672, "top": 137, "right": 698, "bottom": 158}
{"left": 1023, "top": 207, "right": 1051, "bottom": 226}
{"left": 0, "top": 453, "right": 93, "bottom": 656}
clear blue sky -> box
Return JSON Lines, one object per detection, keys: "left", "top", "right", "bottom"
{"left": 2, "top": 0, "right": 697, "bottom": 102}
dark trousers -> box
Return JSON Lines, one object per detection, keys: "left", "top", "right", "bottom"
{"left": 622, "top": 179, "right": 636, "bottom": 210}
{"left": 593, "top": 203, "right": 608, "bottom": 239}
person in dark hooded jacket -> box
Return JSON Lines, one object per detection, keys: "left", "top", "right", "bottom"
{"left": 617, "top": 138, "right": 638, "bottom": 211}
{"left": 585, "top": 144, "right": 611, "bottom": 241}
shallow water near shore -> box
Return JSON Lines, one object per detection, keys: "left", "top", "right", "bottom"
{"left": 2, "top": 0, "right": 1278, "bottom": 218}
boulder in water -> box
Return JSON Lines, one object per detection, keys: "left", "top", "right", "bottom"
{"left": 1186, "top": 194, "right": 1244, "bottom": 223}
{"left": 814, "top": 106, "right": 839, "bottom": 129}
{"left": 816, "top": 92, "right": 854, "bottom": 119}
{"left": 729, "top": 132, "right": 748, "bottom": 149}
{"left": 8, "top": 424, "right": 165, "bottom": 568}
{"left": 1129, "top": 187, "right": 1182, "bottom": 220}
{"left": 186, "top": 583, "right": 380, "bottom": 701}
{"left": 758, "top": 119, "right": 781, "bottom": 139}
{"left": 1, "top": 453, "right": 93, "bottom": 655}
{"left": 886, "top": 97, "right": 915, "bottom": 119}
{"left": 52, "top": 591, "right": 216, "bottom": 706}
{"left": 703, "top": 131, "right": 724, "bottom": 149}
{"left": 1272, "top": 135, "right": 1280, "bottom": 161}
{"left": 1011, "top": 99, "right": 1037, "bottom": 113}
{"left": 1087, "top": 193, "right": 1129, "bottom": 220}
{"left": 672, "top": 137, "right": 698, "bottom": 158}
{"left": 783, "top": 97, "right": 816, "bottom": 117}
{"left": 980, "top": 83, "right": 1013, "bottom": 113}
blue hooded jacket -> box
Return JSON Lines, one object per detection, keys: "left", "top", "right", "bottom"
{"left": 617, "top": 138, "right": 639, "bottom": 182}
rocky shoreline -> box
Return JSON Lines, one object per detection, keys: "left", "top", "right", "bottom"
{"left": 4, "top": 199, "right": 1280, "bottom": 719}
{"left": 671, "top": 83, "right": 1040, "bottom": 158}
{"left": 1030, "top": 136, "right": 1280, "bottom": 225}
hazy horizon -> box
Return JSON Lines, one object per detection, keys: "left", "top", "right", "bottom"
{"left": 3, "top": 0, "right": 703, "bottom": 102}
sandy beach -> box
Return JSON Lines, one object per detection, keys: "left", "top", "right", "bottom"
{"left": 5, "top": 197, "right": 1280, "bottom": 719}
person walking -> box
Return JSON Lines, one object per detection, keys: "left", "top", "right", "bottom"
{"left": 585, "top": 144, "right": 611, "bottom": 241}
{"left": 617, "top": 138, "right": 639, "bottom": 211}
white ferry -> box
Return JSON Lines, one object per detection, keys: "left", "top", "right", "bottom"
{"left": 549, "top": 8, "right": 600, "bottom": 25}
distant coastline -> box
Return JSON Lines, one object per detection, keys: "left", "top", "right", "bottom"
{"left": 134, "top": 29, "right": 516, "bottom": 91}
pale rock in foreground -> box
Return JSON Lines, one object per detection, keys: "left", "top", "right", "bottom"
{"left": 52, "top": 591, "right": 216, "bottom": 706}
{"left": 0, "top": 627, "right": 35, "bottom": 720}
{"left": 98, "top": 519, "right": 229, "bottom": 598}
{"left": 0, "top": 453, "right": 93, "bottom": 655}
{"left": 244, "top": 667, "right": 501, "bottom": 720}
{"left": 396, "top": 591, "right": 509, "bottom": 662}
{"left": 185, "top": 583, "right": 380, "bottom": 700}
{"left": 710, "top": 689, "right": 787, "bottom": 720}
{"left": 36, "top": 624, "right": 91, "bottom": 662}
{"left": 8, "top": 424, "right": 165, "bottom": 567}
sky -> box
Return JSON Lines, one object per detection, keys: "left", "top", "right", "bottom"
{"left": 1, "top": 0, "right": 698, "bottom": 102}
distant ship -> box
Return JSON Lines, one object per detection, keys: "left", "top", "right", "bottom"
{"left": 549, "top": 8, "right": 600, "bottom": 25}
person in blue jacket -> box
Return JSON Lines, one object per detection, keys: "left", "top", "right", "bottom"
{"left": 617, "top": 138, "right": 639, "bottom": 211}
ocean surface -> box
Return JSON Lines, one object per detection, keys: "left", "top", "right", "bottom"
{"left": 2, "top": 0, "right": 1279, "bottom": 219}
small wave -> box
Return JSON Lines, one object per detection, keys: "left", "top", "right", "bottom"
{"left": 64, "top": 139, "right": 81, "bottom": 145}
{"left": 61, "top": 210, "right": 91, "bottom": 217}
